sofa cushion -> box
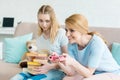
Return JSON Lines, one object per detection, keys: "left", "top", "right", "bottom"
{"left": 0, "top": 60, "right": 22, "bottom": 80}
{"left": 111, "top": 42, "right": 120, "bottom": 65}
{"left": 3, "top": 33, "right": 33, "bottom": 63}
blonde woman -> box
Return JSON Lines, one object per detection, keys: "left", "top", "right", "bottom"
{"left": 59, "top": 14, "right": 120, "bottom": 80}
{"left": 11, "top": 5, "right": 68, "bottom": 80}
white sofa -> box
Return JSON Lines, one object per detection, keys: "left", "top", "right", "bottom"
{"left": 0, "top": 22, "right": 120, "bottom": 80}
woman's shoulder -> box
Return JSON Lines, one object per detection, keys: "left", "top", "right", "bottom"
{"left": 92, "top": 34, "right": 104, "bottom": 43}
{"left": 89, "top": 34, "right": 107, "bottom": 48}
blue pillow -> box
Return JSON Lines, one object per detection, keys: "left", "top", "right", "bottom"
{"left": 3, "top": 33, "right": 33, "bottom": 64}
{"left": 111, "top": 42, "right": 120, "bottom": 65}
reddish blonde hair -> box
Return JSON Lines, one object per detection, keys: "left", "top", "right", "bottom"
{"left": 65, "top": 14, "right": 107, "bottom": 44}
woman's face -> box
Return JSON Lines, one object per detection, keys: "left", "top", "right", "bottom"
{"left": 38, "top": 13, "right": 51, "bottom": 31}
{"left": 65, "top": 27, "right": 82, "bottom": 44}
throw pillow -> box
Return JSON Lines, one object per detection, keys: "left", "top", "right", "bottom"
{"left": 3, "top": 33, "right": 33, "bottom": 64}
{"left": 111, "top": 42, "right": 120, "bottom": 65}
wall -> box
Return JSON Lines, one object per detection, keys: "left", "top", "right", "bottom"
{"left": 0, "top": 0, "right": 120, "bottom": 58}
{"left": 0, "top": 0, "right": 120, "bottom": 28}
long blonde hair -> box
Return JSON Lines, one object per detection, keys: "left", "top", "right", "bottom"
{"left": 65, "top": 14, "right": 107, "bottom": 44}
{"left": 37, "top": 5, "right": 60, "bottom": 43}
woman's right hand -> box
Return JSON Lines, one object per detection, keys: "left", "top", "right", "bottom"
{"left": 48, "top": 52, "right": 60, "bottom": 63}
{"left": 48, "top": 52, "right": 66, "bottom": 63}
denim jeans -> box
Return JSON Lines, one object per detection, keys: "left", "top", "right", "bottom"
{"left": 10, "top": 69, "right": 65, "bottom": 80}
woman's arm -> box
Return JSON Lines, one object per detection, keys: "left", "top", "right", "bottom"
{"left": 33, "top": 62, "right": 59, "bottom": 74}
{"left": 61, "top": 46, "right": 76, "bottom": 75}
{"left": 65, "top": 54, "right": 96, "bottom": 78}
{"left": 58, "top": 62, "right": 76, "bottom": 76}
{"left": 72, "top": 60, "right": 95, "bottom": 77}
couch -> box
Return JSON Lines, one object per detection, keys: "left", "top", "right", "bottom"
{"left": 0, "top": 22, "right": 120, "bottom": 80}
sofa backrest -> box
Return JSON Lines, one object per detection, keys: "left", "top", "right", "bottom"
{"left": 14, "top": 22, "right": 120, "bottom": 50}
{"left": 89, "top": 27, "right": 120, "bottom": 49}
{"left": 14, "top": 22, "right": 38, "bottom": 39}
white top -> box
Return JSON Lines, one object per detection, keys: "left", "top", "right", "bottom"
{"left": 36, "top": 28, "right": 68, "bottom": 55}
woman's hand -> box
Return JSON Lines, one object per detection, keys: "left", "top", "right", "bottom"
{"left": 48, "top": 52, "right": 60, "bottom": 63}
{"left": 33, "top": 62, "right": 51, "bottom": 74}
{"left": 48, "top": 52, "right": 66, "bottom": 63}
{"left": 58, "top": 54, "right": 77, "bottom": 76}
{"left": 60, "top": 53, "right": 75, "bottom": 66}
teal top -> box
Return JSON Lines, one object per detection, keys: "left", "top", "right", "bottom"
{"left": 68, "top": 34, "right": 120, "bottom": 75}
